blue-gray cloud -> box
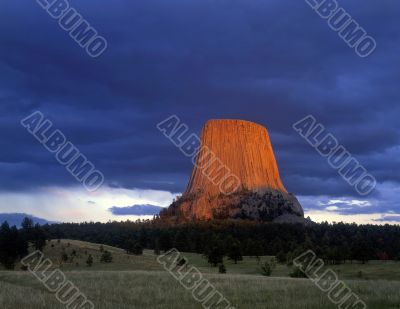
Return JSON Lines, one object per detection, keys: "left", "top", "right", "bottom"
{"left": 109, "top": 204, "right": 163, "bottom": 216}
{"left": 374, "top": 216, "right": 400, "bottom": 223}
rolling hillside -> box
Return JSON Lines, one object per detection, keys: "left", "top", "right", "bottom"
{"left": 0, "top": 240, "right": 399, "bottom": 309}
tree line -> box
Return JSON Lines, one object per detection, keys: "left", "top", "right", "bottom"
{"left": 1, "top": 218, "right": 400, "bottom": 269}
{"left": 0, "top": 218, "right": 46, "bottom": 269}
{"left": 42, "top": 219, "right": 400, "bottom": 264}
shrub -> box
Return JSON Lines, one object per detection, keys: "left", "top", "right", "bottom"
{"left": 126, "top": 240, "right": 143, "bottom": 255}
{"left": 261, "top": 258, "right": 276, "bottom": 276}
{"left": 61, "top": 252, "right": 68, "bottom": 262}
{"left": 100, "top": 251, "right": 113, "bottom": 263}
{"left": 289, "top": 265, "right": 307, "bottom": 278}
{"left": 86, "top": 254, "right": 93, "bottom": 267}
{"left": 219, "top": 264, "right": 226, "bottom": 274}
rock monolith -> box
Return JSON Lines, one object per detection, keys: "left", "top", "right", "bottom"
{"left": 161, "top": 119, "right": 305, "bottom": 223}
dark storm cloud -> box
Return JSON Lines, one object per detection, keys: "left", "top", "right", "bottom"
{"left": 0, "top": 0, "right": 399, "bottom": 209}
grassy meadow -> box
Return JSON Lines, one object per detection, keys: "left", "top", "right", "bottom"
{"left": 0, "top": 239, "right": 399, "bottom": 308}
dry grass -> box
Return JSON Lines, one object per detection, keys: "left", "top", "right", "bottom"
{"left": 1, "top": 271, "right": 400, "bottom": 308}
{"left": 1, "top": 240, "right": 399, "bottom": 308}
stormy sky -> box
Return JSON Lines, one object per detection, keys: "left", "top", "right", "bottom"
{"left": 0, "top": 0, "right": 399, "bottom": 223}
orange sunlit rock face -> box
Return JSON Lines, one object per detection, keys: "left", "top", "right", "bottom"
{"left": 186, "top": 119, "right": 287, "bottom": 196}
{"left": 161, "top": 119, "right": 304, "bottom": 222}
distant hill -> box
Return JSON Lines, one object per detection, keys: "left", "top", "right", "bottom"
{"left": 0, "top": 213, "right": 54, "bottom": 227}
{"left": 109, "top": 204, "right": 164, "bottom": 216}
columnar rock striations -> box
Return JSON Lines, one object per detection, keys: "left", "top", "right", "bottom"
{"left": 161, "top": 119, "right": 305, "bottom": 223}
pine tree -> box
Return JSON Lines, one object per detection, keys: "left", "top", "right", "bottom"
{"left": 100, "top": 251, "right": 113, "bottom": 263}
{"left": 125, "top": 240, "right": 143, "bottom": 255}
{"left": 218, "top": 264, "right": 226, "bottom": 274}
{"left": 159, "top": 232, "right": 172, "bottom": 252}
{"left": 0, "top": 222, "right": 19, "bottom": 269}
{"left": 227, "top": 240, "right": 243, "bottom": 264}
{"left": 173, "top": 231, "right": 188, "bottom": 252}
{"left": 33, "top": 224, "right": 47, "bottom": 251}
{"left": 61, "top": 251, "right": 69, "bottom": 262}
{"left": 86, "top": 254, "right": 93, "bottom": 267}
{"left": 261, "top": 258, "right": 276, "bottom": 276}
{"left": 154, "top": 239, "right": 161, "bottom": 255}
{"left": 21, "top": 217, "right": 34, "bottom": 243}
{"left": 204, "top": 238, "right": 224, "bottom": 267}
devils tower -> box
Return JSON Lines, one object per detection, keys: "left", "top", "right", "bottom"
{"left": 161, "top": 119, "right": 305, "bottom": 223}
